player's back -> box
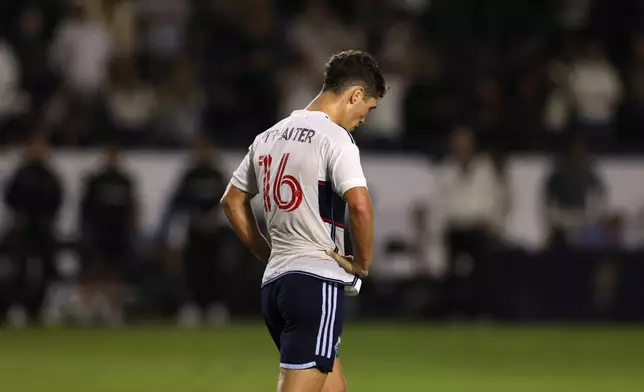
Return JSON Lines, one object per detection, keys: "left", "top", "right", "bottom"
{"left": 243, "top": 110, "right": 363, "bottom": 286}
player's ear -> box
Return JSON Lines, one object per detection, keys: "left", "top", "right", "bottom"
{"left": 349, "top": 87, "right": 364, "bottom": 105}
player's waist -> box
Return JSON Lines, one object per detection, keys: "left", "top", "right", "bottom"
{"left": 261, "top": 270, "right": 360, "bottom": 290}
{"left": 262, "top": 257, "right": 357, "bottom": 287}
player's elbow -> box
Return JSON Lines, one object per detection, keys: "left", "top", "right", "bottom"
{"left": 220, "top": 193, "right": 233, "bottom": 214}
{"left": 347, "top": 199, "right": 372, "bottom": 218}
{"left": 344, "top": 187, "right": 372, "bottom": 216}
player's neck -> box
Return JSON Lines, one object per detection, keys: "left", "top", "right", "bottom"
{"left": 305, "top": 92, "right": 345, "bottom": 126}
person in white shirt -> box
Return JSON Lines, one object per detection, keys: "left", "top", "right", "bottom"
{"left": 220, "top": 50, "right": 386, "bottom": 392}
{"left": 568, "top": 41, "right": 622, "bottom": 139}
{"left": 436, "top": 126, "right": 506, "bottom": 318}
{"left": 48, "top": 1, "right": 112, "bottom": 99}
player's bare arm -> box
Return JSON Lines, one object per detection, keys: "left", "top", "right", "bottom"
{"left": 220, "top": 183, "right": 271, "bottom": 264}
{"left": 327, "top": 186, "right": 373, "bottom": 278}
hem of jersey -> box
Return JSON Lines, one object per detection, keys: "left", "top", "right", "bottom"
{"left": 336, "top": 179, "right": 368, "bottom": 197}
{"left": 280, "top": 362, "right": 317, "bottom": 370}
{"left": 261, "top": 271, "right": 357, "bottom": 288}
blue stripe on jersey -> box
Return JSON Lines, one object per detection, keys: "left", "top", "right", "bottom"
{"left": 318, "top": 181, "right": 346, "bottom": 251}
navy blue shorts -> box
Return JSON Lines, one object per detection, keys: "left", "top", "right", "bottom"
{"left": 261, "top": 273, "right": 345, "bottom": 373}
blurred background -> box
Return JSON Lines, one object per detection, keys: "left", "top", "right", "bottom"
{"left": 1, "top": 0, "right": 644, "bottom": 390}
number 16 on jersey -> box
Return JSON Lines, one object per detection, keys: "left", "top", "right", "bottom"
{"left": 259, "top": 153, "right": 303, "bottom": 213}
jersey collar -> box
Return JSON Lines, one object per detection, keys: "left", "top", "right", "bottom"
{"left": 292, "top": 110, "right": 330, "bottom": 120}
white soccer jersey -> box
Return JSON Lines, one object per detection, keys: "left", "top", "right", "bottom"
{"left": 229, "top": 110, "right": 366, "bottom": 289}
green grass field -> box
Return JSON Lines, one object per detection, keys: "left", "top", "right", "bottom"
{"left": 1, "top": 323, "right": 643, "bottom": 391}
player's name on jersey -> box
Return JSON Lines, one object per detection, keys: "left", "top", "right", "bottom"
{"left": 262, "top": 127, "right": 316, "bottom": 144}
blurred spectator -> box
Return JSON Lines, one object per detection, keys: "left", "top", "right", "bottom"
{"left": 155, "top": 56, "right": 205, "bottom": 146}
{"left": 157, "top": 138, "right": 229, "bottom": 326}
{"left": 49, "top": 0, "right": 112, "bottom": 100}
{"left": 439, "top": 128, "right": 504, "bottom": 232}
{"left": 288, "top": 0, "right": 366, "bottom": 76}
{"left": 103, "top": 0, "right": 138, "bottom": 57}
{"left": 103, "top": 57, "right": 157, "bottom": 145}
{"left": 379, "top": 11, "right": 422, "bottom": 67}
{"left": 10, "top": 6, "right": 57, "bottom": 125}
{"left": 544, "top": 59, "right": 572, "bottom": 133}
{"left": 358, "top": 13, "right": 416, "bottom": 146}
{"left": 567, "top": 40, "right": 622, "bottom": 144}
{"left": 78, "top": 145, "right": 137, "bottom": 325}
{"left": 278, "top": 52, "right": 319, "bottom": 118}
{"left": 488, "top": 150, "right": 511, "bottom": 239}
{"left": 137, "top": 0, "right": 190, "bottom": 76}
{"left": 0, "top": 37, "right": 26, "bottom": 137}
{"left": 360, "top": 71, "right": 405, "bottom": 146}
{"left": 544, "top": 138, "right": 606, "bottom": 249}
{"left": 363, "top": 12, "right": 428, "bottom": 145}
{"left": 437, "top": 127, "right": 504, "bottom": 318}
{"left": 2, "top": 134, "right": 62, "bottom": 325}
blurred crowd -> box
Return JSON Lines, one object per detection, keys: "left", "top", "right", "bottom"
{"left": 0, "top": 135, "right": 242, "bottom": 326}
{"left": 2, "top": 0, "right": 644, "bottom": 326}
{"left": 2, "top": 0, "right": 644, "bottom": 153}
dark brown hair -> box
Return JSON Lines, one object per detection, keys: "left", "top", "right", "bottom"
{"left": 322, "top": 50, "right": 387, "bottom": 99}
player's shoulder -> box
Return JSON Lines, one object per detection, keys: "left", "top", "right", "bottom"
{"left": 307, "top": 113, "right": 355, "bottom": 146}
{"left": 261, "top": 117, "right": 291, "bottom": 139}
{"left": 249, "top": 117, "right": 291, "bottom": 147}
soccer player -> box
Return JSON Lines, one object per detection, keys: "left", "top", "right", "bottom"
{"left": 220, "top": 50, "right": 386, "bottom": 392}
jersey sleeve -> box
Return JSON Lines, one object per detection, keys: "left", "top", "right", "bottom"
{"left": 326, "top": 136, "right": 368, "bottom": 197}
{"left": 230, "top": 146, "right": 259, "bottom": 196}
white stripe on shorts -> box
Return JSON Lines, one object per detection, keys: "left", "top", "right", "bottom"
{"left": 315, "top": 282, "right": 339, "bottom": 358}
{"left": 320, "top": 283, "right": 332, "bottom": 357}
{"left": 326, "top": 285, "right": 338, "bottom": 358}
{"left": 315, "top": 282, "right": 328, "bottom": 356}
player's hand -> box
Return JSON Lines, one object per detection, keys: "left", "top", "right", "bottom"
{"left": 326, "top": 250, "right": 368, "bottom": 278}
